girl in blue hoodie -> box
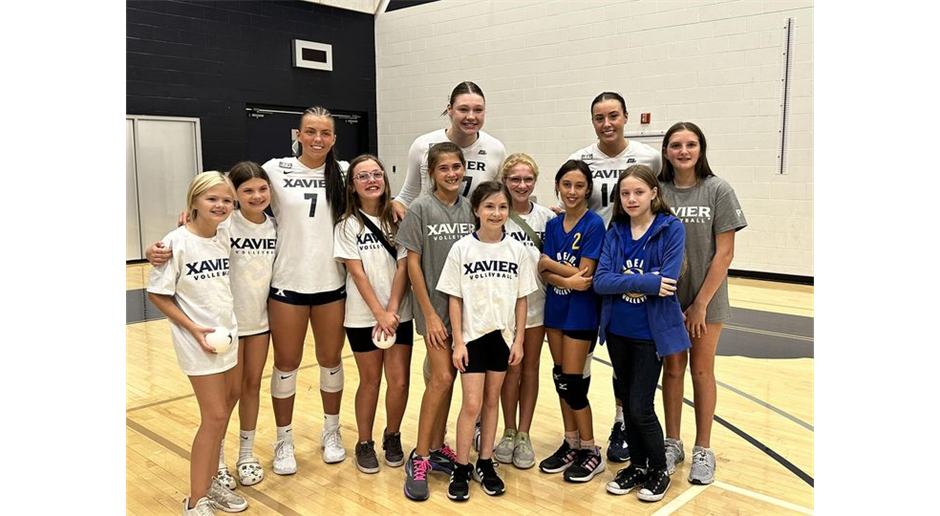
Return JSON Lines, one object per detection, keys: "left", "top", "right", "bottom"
{"left": 594, "top": 165, "right": 691, "bottom": 503}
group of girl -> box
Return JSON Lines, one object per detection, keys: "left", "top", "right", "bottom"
{"left": 145, "top": 81, "right": 746, "bottom": 514}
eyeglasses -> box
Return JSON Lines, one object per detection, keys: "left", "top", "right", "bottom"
{"left": 506, "top": 176, "right": 535, "bottom": 186}
{"left": 353, "top": 171, "right": 385, "bottom": 182}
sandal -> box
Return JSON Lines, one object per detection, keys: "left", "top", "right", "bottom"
{"left": 237, "top": 457, "right": 264, "bottom": 486}
{"left": 217, "top": 467, "right": 237, "bottom": 490}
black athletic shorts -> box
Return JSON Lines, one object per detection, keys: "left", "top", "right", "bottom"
{"left": 345, "top": 320, "right": 414, "bottom": 353}
{"left": 462, "top": 330, "right": 510, "bottom": 374}
{"left": 563, "top": 328, "right": 598, "bottom": 349}
{"left": 269, "top": 285, "right": 346, "bottom": 307}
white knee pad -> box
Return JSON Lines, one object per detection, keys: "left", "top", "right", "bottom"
{"left": 271, "top": 366, "right": 298, "bottom": 399}
{"left": 582, "top": 352, "right": 593, "bottom": 378}
{"left": 422, "top": 354, "right": 432, "bottom": 385}
{"left": 320, "top": 364, "right": 344, "bottom": 393}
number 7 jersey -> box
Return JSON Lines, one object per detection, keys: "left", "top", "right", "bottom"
{"left": 263, "top": 157, "right": 348, "bottom": 294}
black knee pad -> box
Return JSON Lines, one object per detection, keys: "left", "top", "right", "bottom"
{"left": 561, "top": 373, "right": 589, "bottom": 410}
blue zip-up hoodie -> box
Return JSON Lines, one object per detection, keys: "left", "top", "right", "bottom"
{"left": 594, "top": 212, "right": 691, "bottom": 358}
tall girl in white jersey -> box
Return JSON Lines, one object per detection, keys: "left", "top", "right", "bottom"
{"left": 262, "top": 107, "right": 350, "bottom": 472}
{"left": 492, "top": 153, "right": 556, "bottom": 470}
{"left": 147, "top": 172, "right": 249, "bottom": 516}
{"left": 569, "top": 91, "right": 662, "bottom": 464}
{"left": 333, "top": 154, "right": 414, "bottom": 474}
{"left": 391, "top": 81, "right": 506, "bottom": 221}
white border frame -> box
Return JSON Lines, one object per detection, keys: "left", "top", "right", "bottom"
{"left": 293, "top": 39, "right": 333, "bottom": 71}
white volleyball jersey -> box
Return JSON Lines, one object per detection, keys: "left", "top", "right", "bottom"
{"left": 436, "top": 234, "right": 538, "bottom": 347}
{"left": 222, "top": 210, "right": 277, "bottom": 336}
{"left": 396, "top": 129, "right": 506, "bottom": 206}
{"left": 147, "top": 225, "right": 238, "bottom": 376}
{"left": 333, "top": 213, "right": 414, "bottom": 328}
{"left": 263, "top": 157, "right": 347, "bottom": 293}
{"left": 504, "top": 202, "right": 556, "bottom": 328}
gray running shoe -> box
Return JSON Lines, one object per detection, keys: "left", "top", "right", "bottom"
{"left": 382, "top": 430, "right": 404, "bottom": 467}
{"left": 664, "top": 438, "right": 685, "bottom": 475}
{"left": 512, "top": 431, "right": 536, "bottom": 469}
{"left": 404, "top": 450, "right": 430, "bottom": 501}
{"left": 182, "top": 497, "right": 216, "bottom": 516}
{"left": 207, "top": 476, "right": 248, "bottom": 513}
{"left": 355, "top": 440, "right": 379, "bottom": 474}
{"left": 688, "top": 446, "right": 716, "bottom": 485}
{"left": 493, "top": 429, "right": 516, "bottom": 464}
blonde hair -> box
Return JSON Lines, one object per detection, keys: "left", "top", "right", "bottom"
{"left": 497, "top": 153, "right": 540, "bottom": 183}
{"left": 187, "top": 171, "right": 235, "bottom": 221}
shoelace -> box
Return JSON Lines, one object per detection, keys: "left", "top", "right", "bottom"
{"left": 412, "top": 458, "right": 430, "bottom": 481}
{"left": 440, "top": 444, "right": 458, "bottom": 462}
{"left": 275, "top": 440, "right": 294, "bottom": 459}
{"left": 324, "top": 428, "right": 342, "bottom": 448}
{"left": 691, "top": 450, "right": 710, "bottom": 466}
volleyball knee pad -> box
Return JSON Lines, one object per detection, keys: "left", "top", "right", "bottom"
{"left": 320, "top": 364, "right": 344, "bottom": 393}
{"left": 270, "top": 367, "right": 298, "bottom": 399}
{"left": 561, "top": 373, "right": 589, "bottom": 410}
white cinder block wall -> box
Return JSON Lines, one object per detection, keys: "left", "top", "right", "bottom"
{"left": 375, "top": 0, "right": 813, "bottom": 277}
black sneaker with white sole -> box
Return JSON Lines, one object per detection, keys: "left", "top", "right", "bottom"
{"left": 447, "top": 463, "right": 472, "bottom": 501}
{"left": 637, "top": 469, "right": 671, "bottom": 502}
{"left": 606, "top": 464, "right": 648, "bottom": 495}
{"left": 538, "top": 440, "right": 578, "bottom": 473}
{"left": 563, "top": 446, "right": 605, "bottom": 482}
{"left": 473, "top": 458, "right": 505, "bottom": 496}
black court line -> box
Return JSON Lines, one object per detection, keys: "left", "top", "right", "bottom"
{"left": 126, "top": 418, "right": 304, "bottom": 516}
{"left": 591, "top": 356, "right": 814, "bottom": 488}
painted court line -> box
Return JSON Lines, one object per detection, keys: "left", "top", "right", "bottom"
{"left": 713, "top": 481, "right": 814, "bottom": 515}
{"left": 725, "top": 323, "right": 815, "bottom": 342}
{"left": 651, "top": 484, "right": 709, "bottom": 516}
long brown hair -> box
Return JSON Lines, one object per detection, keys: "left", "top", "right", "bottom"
{"left": 659, "top": 121, "right": 715, "bottom": 183}
{"left": 340, "top": 154, "right": 397, "bottom": 241}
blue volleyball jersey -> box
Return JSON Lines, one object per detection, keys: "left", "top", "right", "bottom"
{"left": 543, "top": 210, "right": 605, "bottom": 330}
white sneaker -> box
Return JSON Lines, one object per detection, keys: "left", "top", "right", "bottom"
{"left": 182, "top": 497, "right": 216, "bottom": 516}
{"left": 272, "top": 439, "right": 297, "bottom": 475}
{"left": 207, "top": 476, "right": 248, "bottom": 513}
{"left": 321, "top": 425, "right": 346, "bottom": 463}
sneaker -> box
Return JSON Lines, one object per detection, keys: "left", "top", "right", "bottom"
{"left": 382, "top": 430, "right": 404, "bottom": 467}
{"left": 664, "top": 438, "right": 685, "bottom": 475}
{"left": 207, "top": 476, "right": 248, "bottom": 513}
{"left": 512, "top": 431, "right": 536, "bottom": 469}
{"left": 473, "top": 418, "right": 482, "bottom": 452}
{"left": 272, "top": 439, "right": 296, "bottom": 475}
{"left": 688, "top": 446, "right": 716, "bottom": 485}
{"left": 429, "top": 444, "right": 457, "bottom": 475}
{"left": 447, "top": 463, "right": 473, "bottom": 501}
{"left": 638, "top": 469, "right": 671, "bottom": 502}
{"left": 216, "top": 468, "right": 237, "bottom": 490}
{"left": 321, "top": 425, "right": 346, "bottom": 464}
{"left": 473, "top": 458, "right": 505, "bottom": 496}
{"left": 355, "top": 440, "right": 379, "bottom": 474}
{"left": 538, "top": 440, "right": 578, "bottom": 473}
{"left": 182, "top": 497, "right": 216, "bottom": 516}
{"left": 606, "top": 464, "right": 648, "bottom": 495}
{"left": 404, "top": 450, "right": 430, "bottom": 501}
{"left": 493, "top": 429, "right": 516, "bottom": 464}
{"left": 606, "top": 421, "right": 630, "bottom": 463}
{"left": 563, "top": 446, "right": 606, "bottom": 482}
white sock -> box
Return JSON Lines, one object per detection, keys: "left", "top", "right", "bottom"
{"left": 277, "top": 425, "right": 293, "bottom": 442}
{"left": 218, "top": 440, "right": 226, "bottom": 469}
{"left": 324, "top": 413, "right": 340, "bottom": 429}
{"left": 615, "top": 405, "right": 624, "bottom": 424}
{"left": 239, "top": 430, "right": 255, "bottom": 461}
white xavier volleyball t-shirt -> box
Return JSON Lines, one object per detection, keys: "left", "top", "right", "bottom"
{"left": 568, "top": 141, "right": 662, "bottom": 224}
{"left": 504, "top": 202, "right": 556, "bottom": 328}
{"left": 263, "top": 157, "right": 347, "bottom": 294}
{"left": 147, "top": 225, "right": 238, "bottom": 376}
{"left": 396, "top": 129, "right": 506, "bottom": 206}
{"left": 333, "top": 214, "right": 414, "bottom": 328}
{"left": 436, "top": 234, "right": 538, "bottom": 347}
{"left": 223, "top": 210, "right": 276, "bottom": 336}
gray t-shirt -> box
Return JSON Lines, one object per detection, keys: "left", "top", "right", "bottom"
{"left": 660, "top": 175, "right": 747, "bottom": 322}
{"left": 396, "top": 193, "right": 474, "bottom": 336}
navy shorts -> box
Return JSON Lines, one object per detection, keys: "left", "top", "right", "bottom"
{"left": 269, "top": 286, "right": 346, "bottom": 307}
{"left": 345, "top": 320, "right": 414, "bottom": 353}
{"left": 462, "top": 330, "right": 510, "bottom": 374}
